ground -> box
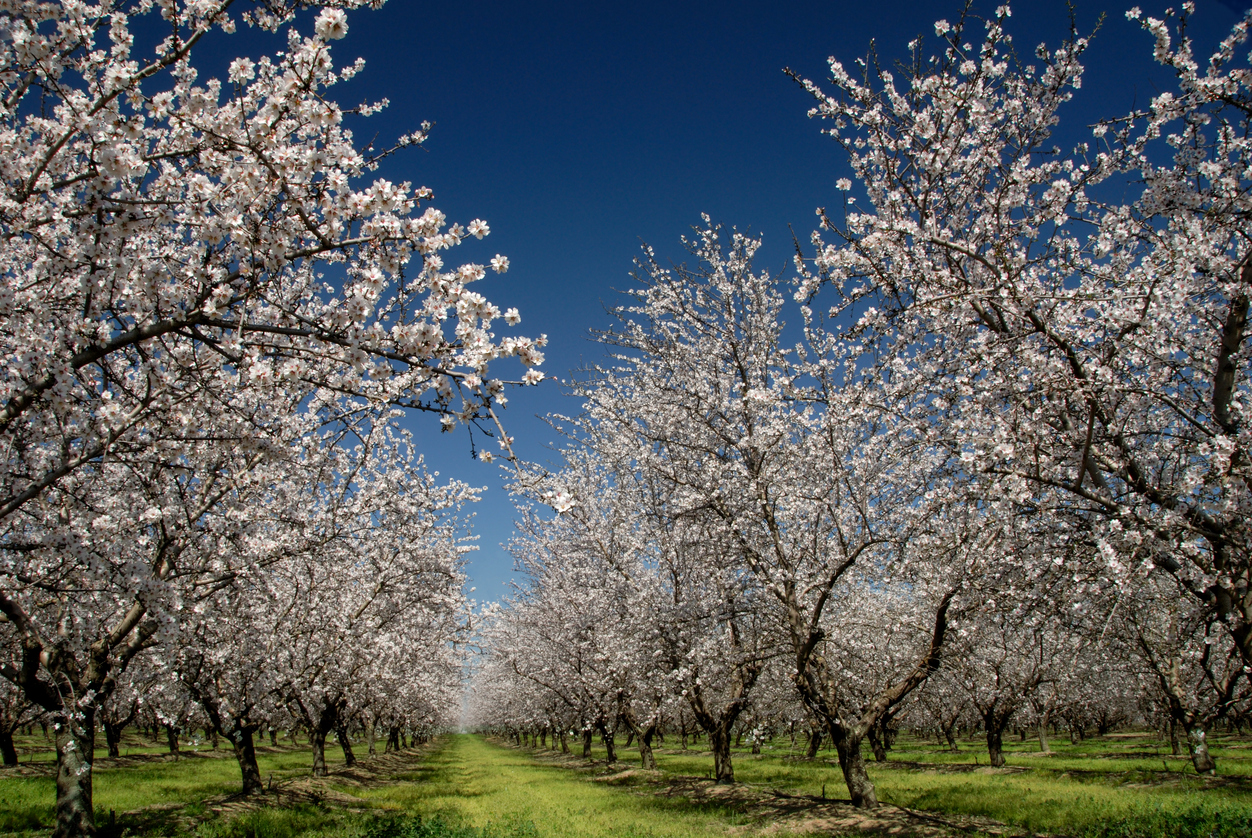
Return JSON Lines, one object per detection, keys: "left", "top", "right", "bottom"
{"left": 2, "top": 728, "right": 1251, "bottom": 837}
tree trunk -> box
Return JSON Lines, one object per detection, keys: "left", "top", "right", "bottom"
{"left": 985, "top": 718, "right": 1006, "bottom": 768}
{"left": 805, "top": 724, "right": 822, "bottom": 759}
{"left": 1169, "top": 719, "right": 1183, "bottom": 756}
{"left": 270, "top": 729, "right": 279, "bottom": 747}
{"left": 230, "top": 727, "right": 264, "bottom": 795}
{"left": 600, "top": 726, "right": 617, "bottom": 765}
{"left": 0, "top": 727, "right": 18, "bottom": 766}
{"left": 53, "top": 707, "right": 96, "bottom": 838}
{"left": 310, "top": 728, "right": 328, "bottom": 777}
{"left": 1188, "top": 727, "right": 1216, "bottom": 775}
{"left": 709, "top": 726, "right": 734, "bottom": 783}
{"left": 559, "top": 729, "right": 569, "bottom": 753}
{"left": 943, "top": 723, "right": 958, "bottom": 752}
{"left": 582, "top": 728, "right": 593, "bottom": 759}
{"left": 367, "top": 724, "right": 376, "bottom": 756}
{"left": 638, "top": 726, "right": 657, "bottom": 770}
{"left": 103, "top": 720, "right": 124, "bottom": 759}
{"left": 868, "top": 725, "right": 887, "bottom": 763}
{"left": 165, "top": 725, "right": 180, "bottom": 758}
{"left": 834, "top": 736, "right": 878, "bottom": 808}
{"left": 336, "top": 725, "right": 356, "bottom": 768}
{"left": 1037, "top": 721, "right": 1051, "bottom": 754}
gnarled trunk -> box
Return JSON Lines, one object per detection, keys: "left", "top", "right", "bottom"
{"left": 165, "top": 725, "right": 180, "bottom": 758}
{"left": 638, "top": 725, "right": 657, "bottom": 770}
{"left": 103, "top": 719, "right": 124, "bottom": 759}
{"left": 310, "top": 728, "right": 328, "bottom": 777}
{"left": 597, "top": 722, "right": 617, "bottom": 765}
{"left": 868, "top": 724, "right": 887, "bottom": 762}
{"left": 0, "top": 727, "right": 18, "bottom": 766}
{"left": 230, "top": 726, "right": 264, "bottom": 795}
{"left": 804, "top": 722, "right": 822, "bottom": 759}
{"left": 834, "top": 736, "right": 877, "bottom": 808}
{"left": 987, "top": 726, "right": 1005, "bottom": 767}
{"left": 53, "top": 707, "right": 96, "bottom": 838}
{"left": 336, "top": 725, "right": 356, "bottom": 767}
{"left": 1188, "top": 727, "right": 1216, "bottom": 775}
{"left": 708, "top": 725, "right": 734, "bottom": 783}
{"left": 581, "top": 728, "right": 593, "bottom": 758}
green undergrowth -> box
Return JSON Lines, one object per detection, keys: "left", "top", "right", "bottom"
{"left": 0, "top": 735, "right": 348, "bottom": 837}
{"left": 6, "top": 730, "right": 1252, "bottom": 837}
{"left": 561, "top": 729, "right": 1252, "bottom": 837}
{"left": 335, "top": 734, "right": 747, "bottom": 838}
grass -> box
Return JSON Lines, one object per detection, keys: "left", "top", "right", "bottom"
{"left": 0, "top": 732, "right": 343, "bottom": 836}
{"left": 4, "top": 728, "right": 1252, "bottom": 837}
{"left": 573, "top": 728, "right": 1252, "bottom": 837}
{"left": 333, "top": 734, "right": 749, "bottom": 837}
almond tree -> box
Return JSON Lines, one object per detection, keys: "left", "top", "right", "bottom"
{"left": 0, "top": 4, "right": 535, "bottom": 833}
{"left": 567, "top": 221, "right": 974, "bottom": 807}
{"left": 791, "top": 3, "right": 1252, "bottom": 679}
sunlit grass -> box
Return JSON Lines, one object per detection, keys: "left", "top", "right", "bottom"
{"left": 0, "top": 732, "right": 350, "bottom": 837}
{"left": 575, "top": 728, "right": 1252, "bottom": 837}
{"left": 5, "top": 728, "right": 1252, "bottom": 837}
{"left": 338, "top": 735, "right": 749, "bottom": 838}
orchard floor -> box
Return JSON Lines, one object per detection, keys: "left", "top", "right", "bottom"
{"left": 2, "top": 731, "right": 1252, "bottom": 837}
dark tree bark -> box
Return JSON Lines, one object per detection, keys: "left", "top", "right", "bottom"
{"left": 619, "top": 705, "right": 659, "bottom": 770}
{"left": 103, "top": 722, "right": 123, "bottom": 759}
{"left": 336, "top": 725, "right": 356, "bottom": 768}
{"left": 868, "top": 723, "right": 887, "bottom": 762}
{"left": 165, "top": 725, "right": 180, "bottom": 758}
{"left": 229, "top": 726, "right": 264, "bottom": 795}
{"left": 0, "top": 726, "right": 18, "bottom": 766}
{"left": 805, "top": 721, "right": 823, "bottom": 759}
{"left": 708, "top": 725, "right": 734, "bottom": 782}
{"left": 596, "top": 720, "right": 617, "bottom": 765}
{"left": 684, "top": 657, "right": 761, "bottom": 784}
{"left": 981, "top": 704, "right": 1015, "bottom": 769}
{"left": 310, "top": 728, "right": 328, "bottom": 777}
{"left": 582, "top": 728, "right": 593, "bottom": 758}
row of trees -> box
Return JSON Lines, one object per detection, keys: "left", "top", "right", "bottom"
{"left": 0, "top": 3, "right": 540, "bottom": 837}
{"left": 470, "top": 3, "right": 1252, "bottom": 809}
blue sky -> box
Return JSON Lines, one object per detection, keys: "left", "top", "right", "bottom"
{"left": 296, "top": 0, "right": 1249, "bottom": 600}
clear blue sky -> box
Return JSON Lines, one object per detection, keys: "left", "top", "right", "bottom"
{"left": 281, "top": 0, "right": 1249, "bottom": 600}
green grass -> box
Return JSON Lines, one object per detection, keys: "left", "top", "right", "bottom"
{"left": 0, "top": 732, "right": 347, "bottom": 836}
{"left": 335, "top": 734, "right": 748, "bottom": 838}
{"left": 571, "top": 729, "right": 1252, "bottom": 837}
{"left": 5, "top": 729, "right": 1252, "bottom": 837}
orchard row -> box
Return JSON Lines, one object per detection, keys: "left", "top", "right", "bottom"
{"left": 468, "top": 2, "right": 1252, "bottom": 813}
{"left": 0, "top": 3, "right": 542, "bottom": 838}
